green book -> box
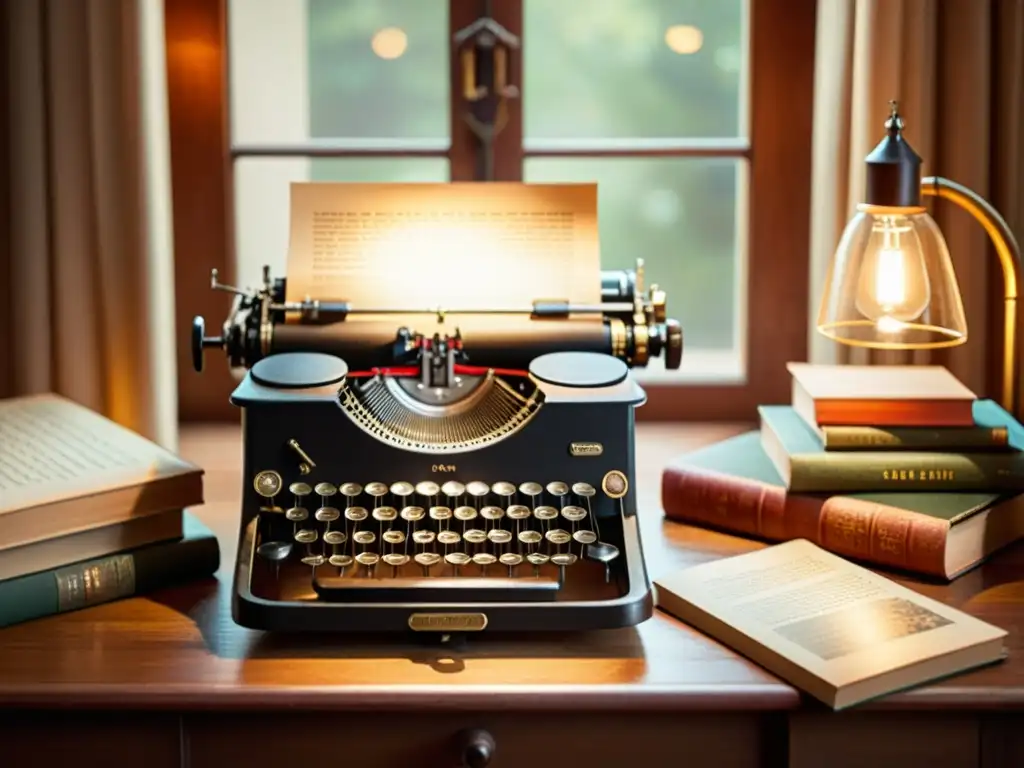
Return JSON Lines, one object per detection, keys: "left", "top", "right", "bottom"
{"left": 760, "top": 405, "right": 1024, "bottom": 493}
{"left": 0, "top": 512, "right": 220, "bottom": 629}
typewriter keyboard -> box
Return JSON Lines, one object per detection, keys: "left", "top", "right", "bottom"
{"left": 251, "top": 474, "right": 627, "bottom": 603}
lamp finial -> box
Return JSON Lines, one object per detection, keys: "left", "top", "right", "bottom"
{"left": 886, "top": 100, "right": 904, "bottom": 133}
{"left": 863, "top": 100, "right": 921, "bottom": 207}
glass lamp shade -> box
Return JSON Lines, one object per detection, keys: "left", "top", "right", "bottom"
{"left": 816, "top": 207, "right": 968, "bottom": 349}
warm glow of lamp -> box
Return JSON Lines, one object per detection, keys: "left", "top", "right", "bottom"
{"left": 665, "top": 25, "right": 703, "bottom": 54}
{"left": 371, "top": 27, "right": 408, "bottom": 59}
{"left": 817, "top": 101, "right": 1022, "bottom": 413}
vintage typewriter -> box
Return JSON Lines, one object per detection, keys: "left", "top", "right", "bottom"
{"left": 192, "top": 256, "right": 682, "bottom": 637}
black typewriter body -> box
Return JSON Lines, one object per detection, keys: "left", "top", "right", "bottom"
{"left": 193, "top": 258, "right": 683, "bottom": 637}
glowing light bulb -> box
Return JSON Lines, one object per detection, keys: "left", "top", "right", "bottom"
{"left": 854, "top": 214, "right": 931, "bottom": 328}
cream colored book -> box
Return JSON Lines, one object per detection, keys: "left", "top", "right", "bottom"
{"left": 0, "top": 394, "right": 204, "bottom": 550}
{"left": 653, "top": 539, "right": 1007, "bottom": 710}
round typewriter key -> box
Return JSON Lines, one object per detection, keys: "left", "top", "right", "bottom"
{"left": 383, "top": 553, "right": 409, "bottom": 567}
{"left": 453, "top": 505, "right": 478, "bottom": 521}
{"left": 480, "top": 505, "right": 504, "bottom": 520}
{"left": 344, "top": 506, "right": 369, "bottom": 521}
{"left": 301, "top": 554, "right": 327, "bottom": 567}
{"left": 551, "top": 553, "right": 578, "bottom": 567}
{"left": 323, "top": 530, "right": 347, "bottom": 546}
{"left": 546, "top": 481, "right": 568, "bottom": 496}
{"left": 546, "top": 529, "right": 572, "bottom": 546}
{"left": 518, "top": 530, "right": 543, "bottom": 545}
{"left": 491, "top": 481, "right": 516, "bottom": 497}
{"left": 314, "top": 482, "right": 337, "bottom": 497}
{"left": 285, "top": 506, "right": 309, "bottom": 522}
{"left": 561, "top": 505, "right": 588, "bottom": 522}
{"left": 372, "top": 506, "right": 398, "bottom": 521}
{"left": 466, "top": 481, "right": 490, "bottom": 497}
{"left": 400, "top": 505, "right": 425, "bottom": 521}
{"left": 500, "top": 553, "right": 523, "bottom": 566}
{"left": 437, "top": 530, "right": 461, "bottom": 545}
{"left": 416, "top": 481, "right": 440, "bottom": 497}
{"left": 329, "top": 554, "right": 354, "bottom": 568}
{"left": 414, "top": 552, "right": 441, "bottom": 567}
{"left": 446, "top": 552, "right": 471, "bottom": 566}
{"left": 533, "top": 505, "right": 558, "bottom": 520}
{"left": 390, "top": 481, "right": 414, "bottom": 497}
{"left": 572, "top": 482, "right": 596, "bottom": 497}
{"left": 429, "top": 505, "right": 452, "bottom": 521}
{"left": 294, "top": 529, "right": 318, "bottom": 544}
{"left": 506, "top": 504, "right": 531, "bottom": 519}
{"left": 340, "top": 482, "right": 362, "bottom": 496}
{"left": 412, "top": 530, "right": 436, "bottom": 545}
{"left": 289, "top": 482, "right": 312, "bottom": 496}
{"left": 526, "top": 552, "right": 550, "bottom": 565}
{"left": 254, "top": 470, "right": 283, "bottom": 497}
{"left": 365, "top": 482, "right": 388, "bottom": 497}
{"left": 441, "top": 481, "right": 465, "bottom": 497}
{"left": 356, "top": 552, "right": 380, "bottom": 567}
{"left": 573, "top": 530, "right": 598, "bottom": 545}
{"left": 383, "top": 530, "right": 406, "bottom": 544}
{"left": 519, "top": 481, "right": 543, "bottom": 497}
{"left": 463, "top": 529, "right": 487, "bottom": 544}
{"left": 601, "top": 470, "right": 628, "bottom": 499}
{"left": 472, "top": 553, "right": 497, "bottom": 566}
{"left": 488, "top": 529, "right": 513, "bottom": 544}
{"left": 353, "top": 530, "right": 376, "bottom": 545}
{"left": 315, "top": 506, "right": 340, "bottom": 523}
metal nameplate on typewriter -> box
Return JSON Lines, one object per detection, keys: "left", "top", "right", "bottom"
{"left": 192, "top": 182, "right": 684, "bottom": 636}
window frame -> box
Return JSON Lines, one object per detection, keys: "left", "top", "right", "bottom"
{"left": 165, "top": 0, "right": 816, "bottom": 422}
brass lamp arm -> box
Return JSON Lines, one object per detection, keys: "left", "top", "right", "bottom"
{"left": 921, "top": 176, "right": 1022, "bottom": 414}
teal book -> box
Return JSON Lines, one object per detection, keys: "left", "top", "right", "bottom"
{"left": 0, "top": 512, "right": 220, "bottom": 628}
{"left": 818, "top": 399, "right": 1023, "bottom": 451}
{"left": 760, "top": 405, "right": 1024, "bottom": 493}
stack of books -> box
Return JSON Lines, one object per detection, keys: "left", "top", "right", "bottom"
{"left": 0, "top": 393, "right": 220, "bottom": 628}
{"left": 662, "top": 363, "right": 1024, "bottom": 581}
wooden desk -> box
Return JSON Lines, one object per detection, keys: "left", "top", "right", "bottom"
{"left": 1, "top": 423, "right": 1024, "bottom": 768}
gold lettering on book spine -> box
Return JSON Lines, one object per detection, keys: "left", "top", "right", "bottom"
{"left": 55, "top": 554, "right": 136, "bottom": 611}
{"left": 881, "top": 468, "right": 956, "bottom": 481}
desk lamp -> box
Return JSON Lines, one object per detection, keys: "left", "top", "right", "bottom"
{"left": 816, "top": 101, "right": 1022, "bottom": 414}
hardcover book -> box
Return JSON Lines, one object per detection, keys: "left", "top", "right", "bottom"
{"left": 653, "top": 539, "right": 1008, "bottom": 710}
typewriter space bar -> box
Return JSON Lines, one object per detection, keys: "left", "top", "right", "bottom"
{"left": 313, "top": 575, "right": 560, "bottom": 603}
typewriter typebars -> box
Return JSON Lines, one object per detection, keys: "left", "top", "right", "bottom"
{"left": 192, "top": 258, "right": 683, "bottom": 635}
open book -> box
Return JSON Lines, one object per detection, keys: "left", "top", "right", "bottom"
{"left": 654, "top": 539, "right": 1007, "bottom": 709}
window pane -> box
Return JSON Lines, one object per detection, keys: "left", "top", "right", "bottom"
{"left": 228, "top": 0, "right": 449, "bottom": 143}
{"left": 524, "top": 157, "right": 745, "bottom": 376}
{"left": 523, "top": 0, "right": 746, "bottom": 140}
{"left": 233, "top": 158, "right": 449, "bottom": 289}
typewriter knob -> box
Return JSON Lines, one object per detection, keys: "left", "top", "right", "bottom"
{"left": 455, "top": 728, "right": 495, "bottom": 768}
{"left": 664, "top": 318, "right": 683, "bottom": 371}
{"left": 191, "top": 315, "right": 224, "bottom": 373}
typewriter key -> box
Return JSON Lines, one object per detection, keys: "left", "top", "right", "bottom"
{"left": 315, "top": 506, "right": 340, "bottom": 523}
{"left": 500, "top": 553, "right": 523, "bottom": 577}
{"left": 463, "top": 529, "right": 487, "bottom": 544}
{"left": 506, "top": 504, "right": 531, "bottom": 520}
{"left": 289, "top": 482, "right": 312, "bottom": 497}
{"left": 473, "top": 552, "right": 497, "bottom": 565}
{"left": 372, "top": 506, "right": 398, "bottom": 521}
{"left": 329, "top": 554, "right": 354, "bottom": 569}
{"left": 414, "top": 551, "right": 441, "bottom": 575}
{"left": 254, "top": 470, "right": 283, "bottom": 498}
{"left": 572, "top": 482, "right": 596, "bottom": 497}
{"left": 533, "top": 505, "right": 558, "bottom": 520}
{"left": 323, "top": 530, "right": 347, "bottom": 546}
{"left": 445, "top": 552, "right": 470, "bottom": 566}
{"left": 561, "top": 505, "right": 588, "bottom": 522}
{"left": 488, "top": 529, "right": 513, "bottom": 544}
{"left": 294, "top": 529, "right": 318, "bottom": 544}
{"left": 453, "top": 506, "right": 477, "bottom": 521}
{"left": 480, "top": 505, "right": 504, "bottom": 520}
{"left": 519, "top": 481, "right": 543, "bottom": 498}
{"left": 257, "top": 540, "right": 292, "bottom": 579}
{"left": 546, "top": 481, "right": 568, "bottom": 497}
{"left": 429, "top": 506, "right": 453, "bottom": 521}
{"left": 382, "top": 530, "right": 406, "bottom": 545}
{"left": 344, "top": 506, "right": 369, "bottom": 522}
{"left": 412, "top": 530, "right": 436, "bottom": 545}
{"left": 573, "top": 530, "right": 597, "bottom": 545}
{"left": 353, "top": 530, "right": 376, "bottom": 545}
{"left": 552, "top": 552, "right": 577, "bottom": 580}
{"left": 441, "top": 481, "right": 465, "bottom": 497}
{"left": 340, "top": 482, "right": 362, "bottom": 497}
{"left": 400, "top": 505, "right": 425, "bottom": 521}
{"left": 526, "top": 551, "right": 549, "bottom": 576}
{"left": 302, "top": 554, "right": 327, "bottom": 568}
{"left": 518, "top": 530, "right": 543, "bottom": 545}
{"left": 390, "top": 481, "right": 414, "bottom": 497}
{"left": 437, "top": 530, "right": 461, "bottom": 545}
{"left": 466, "top": 481, "right": 490, "bottom": 497}
{"left": 314, "top": 482, "right": 337, "bottom": 497}
{"left": 546, "top": 529, "right": 571, "bottom": 546}
{"left": 355, "top": 552, "right": 380, "bottom": 568}
{"left": 383, "top": 553, "right": 409, "bottom": 576}
{"left": 365, "top": 482, "right": 388, "bottom": 497}
{"left": 491, "top": 481, "right": 516, "bottom": 497}
{"left": 285, "top": 506, "right": 309, "bottom": 522}
{"left": 416, "top": 481, "right": 440, "bottom": 497}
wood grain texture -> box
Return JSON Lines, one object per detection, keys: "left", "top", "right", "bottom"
{"left": 0, "top": 423, "right": 1023, "bottom": 716}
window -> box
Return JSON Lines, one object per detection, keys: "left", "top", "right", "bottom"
{"left": 166, "top": 0, "right": 816, "bottom": 421}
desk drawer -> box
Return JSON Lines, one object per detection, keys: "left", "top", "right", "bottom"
{"left": 185, "top": 712, "right": 776, "bottom": 768}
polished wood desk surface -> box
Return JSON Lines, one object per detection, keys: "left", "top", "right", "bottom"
{"left": 1, "top": 423, "right": 1023, "bottom": 713}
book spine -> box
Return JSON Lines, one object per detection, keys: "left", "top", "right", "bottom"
{"left": 822, "top": 426, "right": 1010, "bottom": 451}
{"left": 788, "top": 452, "right": 1024, "bottom": 493}
{"left": 661, "top": 465, "right": 950, "bottom": 577}
{"left": 0, "top": 535, "right": 220, "bottom": 628}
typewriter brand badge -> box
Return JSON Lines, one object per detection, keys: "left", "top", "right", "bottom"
{"left": 408, "top": 613, "right": 488, "bottom": 632}
{"left": 569, "top": 442, "right": 603, "bottom": 457}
